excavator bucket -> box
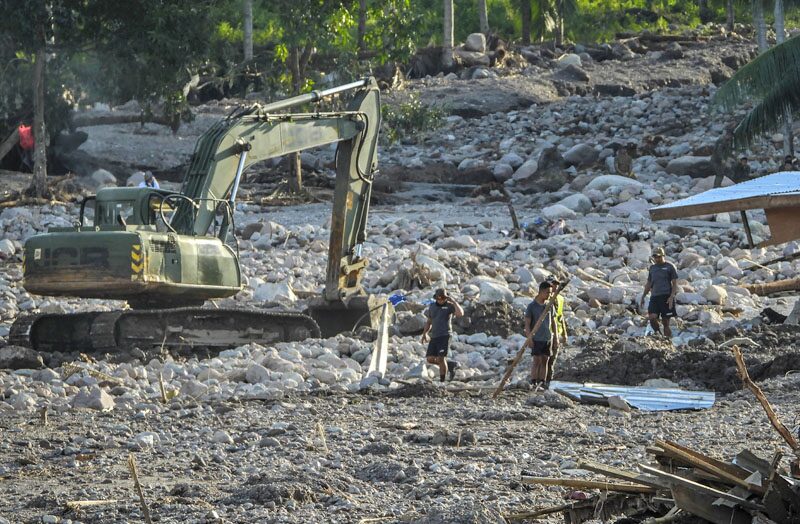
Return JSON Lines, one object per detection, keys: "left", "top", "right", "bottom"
{"left": 305, "top": 295, "right": 387, "bottom": 338}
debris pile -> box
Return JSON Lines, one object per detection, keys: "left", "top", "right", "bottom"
{"left": 515, "top": 440, "right": 800, "bottom": 524}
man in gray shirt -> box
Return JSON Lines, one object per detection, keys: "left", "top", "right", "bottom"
{"left": 524, "top": 281, "right": 558, "bottom": 390}
{"left": 639, "top": 247, "right": 679, "bottom": 339}
{"left": 421, "top": 288, "right": 464, "bottom": 382}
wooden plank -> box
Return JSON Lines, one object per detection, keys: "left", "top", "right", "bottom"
{"left": 520, "top": 476, "right": 656, "bottom": 494}
{"left": 655, "top": 440, "right": 763, "bottom": 493}
{"left": 765, "top": 206, "right": 800, "bottom": 245}
{"left": 671, "top": 485, "right": 752, "bottom": 524}
{"left": 639, "top": 465, "right": 765, "bottom": 511}
{"left": 577, "top": 460, "right": 669, "bottom": 489}
{"left": 741, "top": 210, "right": 755, "bottom": 248}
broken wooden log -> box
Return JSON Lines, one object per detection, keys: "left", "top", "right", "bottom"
{"left": 0, "top": 128, "right": 20, "bottom": 162}
{"left": 745, "top": 278, "right": 800, "bottom": 296}
{"left": 520, "top": 476, "right": 656, "bottom": 494}
{"left": 731, "top": 345, "right": 800, "bottom": 477}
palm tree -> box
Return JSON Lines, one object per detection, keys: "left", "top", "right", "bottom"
{"left": 442, "top": 0, "right": 454, "bottom": 68}
{"left": 775, "top": 0, "right": 794, "bottom": 156}
{"left": 478, "top": 0, "right": 489, "bottom": 33}
{"left": 753, "top": 0, "right": 768, "bottom": 53}
{"left": 713, "top": 34, "right": 800, "bottom": 149}
{"left": 243, "top": 0, "right": 253, "bottom": 62}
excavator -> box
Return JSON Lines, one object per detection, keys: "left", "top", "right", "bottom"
{"left": 11, "top": 78, "right": 383, "bottom": 353}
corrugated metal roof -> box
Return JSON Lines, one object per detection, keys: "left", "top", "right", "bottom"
{"left": 550, "top": 381, "right": 716, "bottom": 411}
{"left": 652, "top": 171, "right": 800, "bottom": 212}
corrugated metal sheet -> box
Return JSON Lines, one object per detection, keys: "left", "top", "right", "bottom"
{"left": 651, "top": 171, "right": 800, "bottom": 212}
{"left": 550, "top": 381, "right": 716, "bottom": 411}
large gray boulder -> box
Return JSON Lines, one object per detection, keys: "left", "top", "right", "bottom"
{"left": 665, "top": 156, "right": 715, "bottom": 178}
{"left": 464, "top": 33, "right": 487, "bottom": 53}
{"left": 0, "top": 346, "right": 43, "bottom": 369}
{"left": 557, "top": 193, "right": 593, "bottom": 214}
{"left": 563, "top": 143, "right": 598, "bottom": 167}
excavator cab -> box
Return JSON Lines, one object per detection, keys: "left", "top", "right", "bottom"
{"left": 15, "top": 78, "right": 384, "bottom": 352}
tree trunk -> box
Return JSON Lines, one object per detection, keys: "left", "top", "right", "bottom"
{"left": 726, "top": 0, "right": 735, "bottom": 31}
{"left": 442, "top": 0, "right": 455, "bottom": 69}
{"left": 28, "top": 47, "right": 48, "bottom": 198}
{"left": 556, "top": 0, "right": 565, "bottom": 47}
{"left": 357, "top": 0, "right": 368, "bottom": 53}
{"left": 753, "top": 0, "right": 768, "bottom": 53}
{"left": 478, "top": 0, "right": 489, "bottom": 33}
{"left": 243, "top": 0, "right": 253, "bottom": 62}
{"left": 288, "top": 46, "right": 303, "bottom": 194}
{"left": 774, "top": 0, "right": 793, "bottom": 156}
{"left": 520, "top": 0, "right": 531, "bottom": 45}
{"left": 699, "top": 0, "right": 712, "bottom": 23}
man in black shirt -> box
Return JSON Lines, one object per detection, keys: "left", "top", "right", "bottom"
{"left": 639, "top": 247, "right": 679, "bottom": 339}
{"left": 421, "top": 288, "right": 464, "bottom": 382}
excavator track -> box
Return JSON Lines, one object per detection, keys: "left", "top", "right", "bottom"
{"left": 10, "top": 308, "right": 321, "bottom": 354}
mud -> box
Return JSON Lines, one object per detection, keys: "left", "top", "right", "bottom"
{"left": 558, "top": 324, "right": 800, "bottom": 393}
{"left": 457, "top": 301, "right": 523, "bottom": 337}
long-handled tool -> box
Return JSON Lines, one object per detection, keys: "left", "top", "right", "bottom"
{"left": 492, "top": 280, "right": 569, "bottom": 399}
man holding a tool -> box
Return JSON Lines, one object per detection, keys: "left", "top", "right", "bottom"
{"left": 524, "top": 281, "right": 559, "bottom": 390}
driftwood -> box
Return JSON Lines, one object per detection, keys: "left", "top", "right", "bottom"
{"left": 745, "top": 278, "right": 800, "bottom": 296}
{"left": 521, "top": 476, "right": 656, "bottom": 494}
{"left": 127, "top": 454, "right": 153, "bottom": 524}
{"left": 732, "top": 345, "right": 800, "bottom": 477}
{"left": 0, "top": 128, "right": 20, "bottom": 162}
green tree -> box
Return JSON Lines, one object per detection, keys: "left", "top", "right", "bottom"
{"left": 713, "top": 34, "right": 800, "bottom": 149}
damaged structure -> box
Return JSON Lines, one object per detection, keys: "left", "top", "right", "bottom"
{"left": 649, "top": 171, "right": 800, "bottom": 248}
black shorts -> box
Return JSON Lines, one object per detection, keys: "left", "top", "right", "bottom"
{"left": 648, "top": 295, "right": 677, "bottom": 319}
{"left": 531, "top": 340, "right": 552, "bottom": 357}
{"left": 426, "top": 335, "right": 450, "bottom": 357}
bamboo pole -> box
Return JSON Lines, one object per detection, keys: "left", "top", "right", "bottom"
{"left": 492, "top": 280, "right": 568, "bottom": 399}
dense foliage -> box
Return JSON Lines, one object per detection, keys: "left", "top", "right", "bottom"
{"left": 0, "top": 0, "right": 796, "bottom": 148}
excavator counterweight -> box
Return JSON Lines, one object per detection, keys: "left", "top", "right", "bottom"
{"left": 14, "top": 78, "right": 383, "bottom": 353}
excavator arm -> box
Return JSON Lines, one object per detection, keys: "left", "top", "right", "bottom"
{"left": 171, "top": 77, "right": 380, "bottom": 300}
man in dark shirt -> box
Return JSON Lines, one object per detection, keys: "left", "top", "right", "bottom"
{"left": 639, "top": 247, "right": 679, "bottom": 339}
{"left": 524, "top": 281, "right": 558, "bottom": 390}
{"left": 421, "top": 288, "right": 464, "bottom": 382}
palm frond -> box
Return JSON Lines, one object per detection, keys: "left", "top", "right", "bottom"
{"left": 713, "top": 34, "right": 800, "bottom": 109}
{"left": 733, "top": 66, "right": 800, "bottom": 148}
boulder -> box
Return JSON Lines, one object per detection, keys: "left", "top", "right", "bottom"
{"left": 72, "top": 386, "right": 116, "bottom": 411}
{"left": 586, "top": 286, "right": 625, "bottom": 304}
{"left": 254, "top": 282, "right": 297, "bottom": 303}
{"left": 511, "top": 159, "right": 538, "bottom": 182}
{"left": 609, "top": 198, "right": 650, "bottom": 218}
{"left": 584, "top": 175, "right": 643, "bottom": 191}
{"left": 499, "top": 152, "right": 524, "bottom": 168}
{"left": 454, "top": 47, "right": 490, "bottom": 67}
{"left": 439, "top": 235, "right": 477, "bottom": 249}
{"left": 563, "top": 143, "right": 598, "bottom": 167}
{"left": 556, "top": 53, "right": 582, "bottom": 68}
{"left": 492, "top": 163, "right": 514, "bottom": 182}
{"left": 542, "top": 204, "right": 577, "bottom": 220}
{"left": 0, "top": 239, "right": 16, "bottom": 258}
{"left": 557, "top": 193, "right": 593, "bottom": 214}
{"left": 0, "top": 346, "right": 43, "bottom": 369}
{"left": 91, "top": 169, "right": 117, "bottom": 187}
{"left": 464, "top": 33, "right": 487, "bottom": 53}
{"left": 703, "top": 285, "right": 728, "bottom": 305}
{"left": 665, "top": 156, "right": 714, "bottom": 178}
{"left": 476, "top": 279, "right": 514, "bottom": 303}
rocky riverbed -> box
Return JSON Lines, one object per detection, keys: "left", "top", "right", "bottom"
{"left": 3, "top": 26, "right": 800, "bottom": 523}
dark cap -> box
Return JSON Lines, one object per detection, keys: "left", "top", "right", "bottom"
{"left": 653, "top": 247, "right": 666, "bottom": 257}
{"left": 434, "top": 288, "right": 447, "bottom": 299}
{"left": 546, "top": 275, "right": 560, "bottom": 286}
